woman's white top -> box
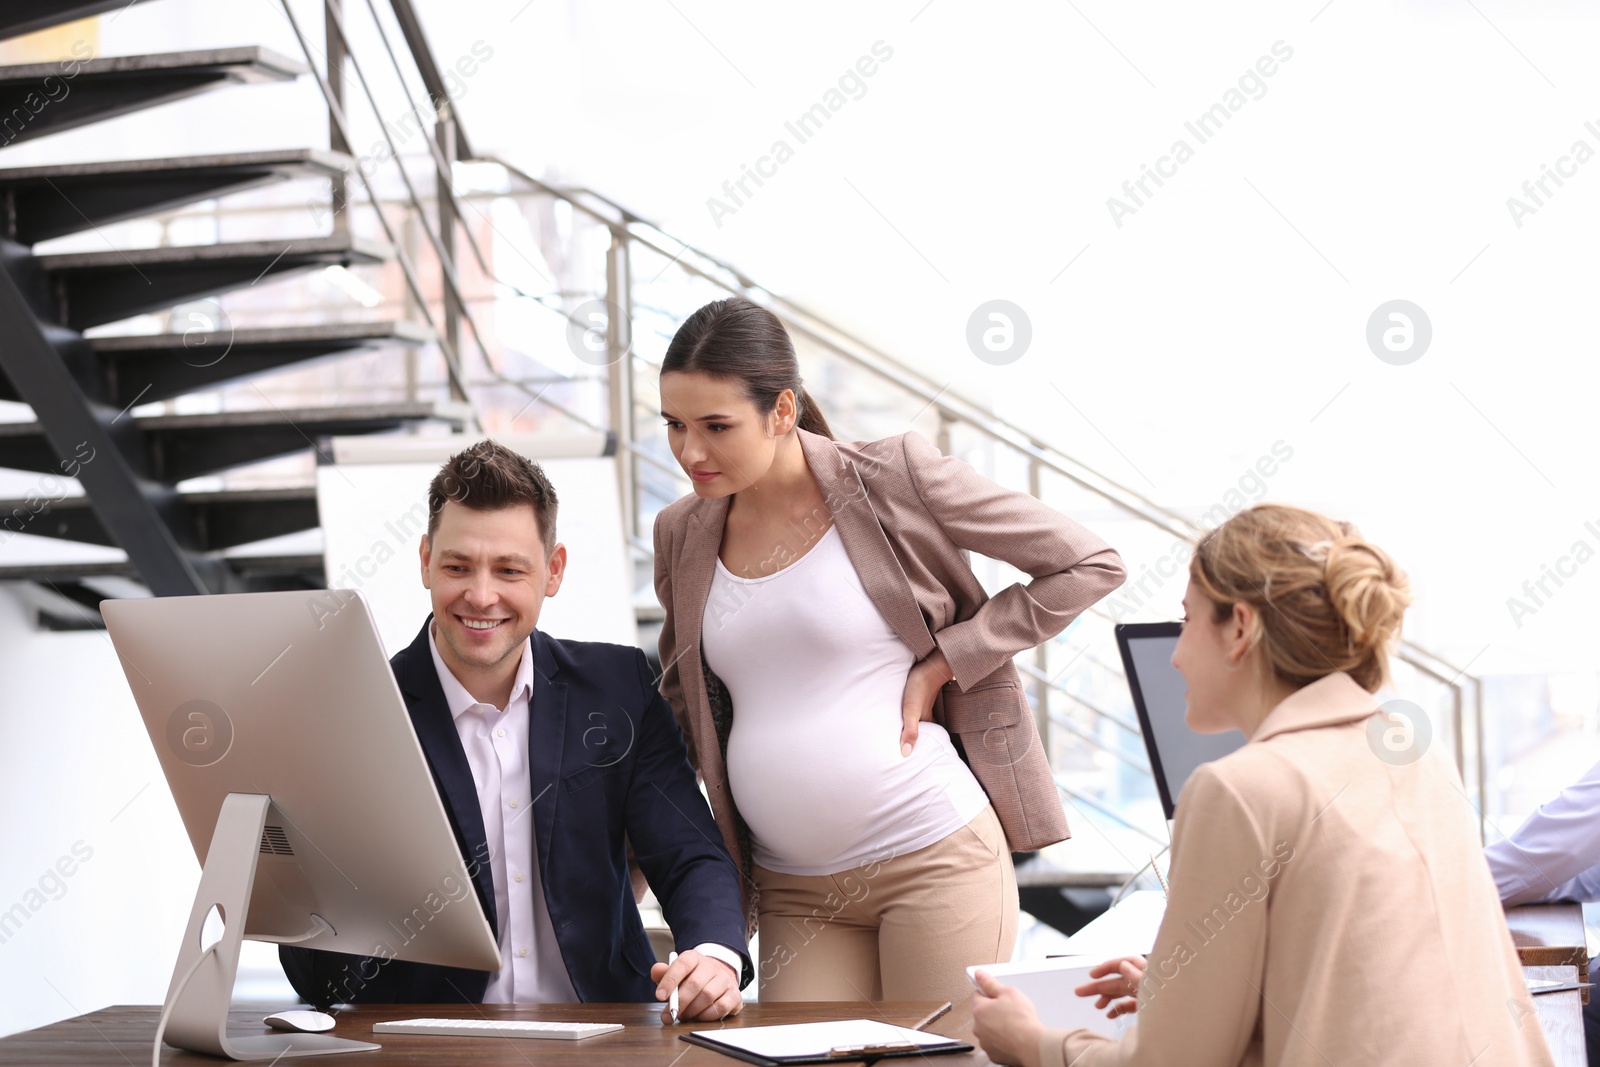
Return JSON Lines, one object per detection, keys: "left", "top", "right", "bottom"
{"left": 702, "top": 523, "right": 989, "bottom": 876}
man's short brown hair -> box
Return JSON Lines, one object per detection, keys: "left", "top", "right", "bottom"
{"left": 426, "top": 440, "right": 559, "bottom": 555}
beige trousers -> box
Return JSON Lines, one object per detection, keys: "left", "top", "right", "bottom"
{"left": 753, "top": 805, "right": 1018, "bottom": 1004}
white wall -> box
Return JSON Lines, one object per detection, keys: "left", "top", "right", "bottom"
{"left": 0, "top": 588, "right": 213, "bottom": 1036}
{"left": 317, "top": 445, "right": 634, "bottom": 657}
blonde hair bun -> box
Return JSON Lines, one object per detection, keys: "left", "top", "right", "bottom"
{"left": 1190, "top": 505, "right": 1412, "bottom": 693}
{"left": 1321, "top": 536, "right": 1410, "bottom": 655}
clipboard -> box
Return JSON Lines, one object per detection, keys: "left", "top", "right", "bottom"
{"left": 680, "top": 1018, "right": 973, "bottom": 1065}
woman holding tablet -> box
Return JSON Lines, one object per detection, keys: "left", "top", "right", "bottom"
{"left": 651, "top": 297, "right": 1125, "bottom": 1003}
{"left": 972, "top": 504, "right": 1552, "bottom": 1066}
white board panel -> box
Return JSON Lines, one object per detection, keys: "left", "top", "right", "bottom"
{"left": 315, "top": 448, "right": 634, "bottom": 658}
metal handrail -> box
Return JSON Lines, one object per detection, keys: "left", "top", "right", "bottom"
{"left": 1015, "top": 661, "right": 1141, "bottom": 736}
{"left": 278, "top": 0, "right": 479, "bottom": 426}
{"left": 1047, "top": 712, "right": 1150, "bottom": 774}
{"left": 291, "top": 0, "right": 633, "bottom": 439}
{"left": 384, "top": 0, "right": 471, "bottom": 158}
{"left": 346, "top": 4, "right": 1480, "bottom": 811}
{"left": 1055, "top": 779, "right": 1168, "bottom": 847}
{"left": 487, "top": 162, "right": 1201, "bottom": 535}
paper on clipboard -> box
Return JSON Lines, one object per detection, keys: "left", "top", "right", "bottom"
{"left": 685, "top": 1018, "right": 965, "bottom": 1063}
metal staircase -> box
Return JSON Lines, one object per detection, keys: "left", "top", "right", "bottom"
{"left": 0, "top": 1, "right": 463, "bottom": 617}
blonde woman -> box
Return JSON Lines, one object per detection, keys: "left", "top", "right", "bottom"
{"left": 973, "top": 504, "right": 1551, "bottom": 1067}
{"left": 651, "top": 297, "right": 1126, "bottom": 1003}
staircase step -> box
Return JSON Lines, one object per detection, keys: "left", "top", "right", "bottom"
{"left": 0, "top": 485, "right": 319, "bottom": 550}
{"left": 0, "top": 149, "right": 353, "bottom": 245}
{"left": 0, "top": 47, "right": 305, "bottom": 149}
{"left": 0, "top": 559, "right": 136, "bottom": 582}
{"left": 0, "top": 400, "right": 467, "bottom": 482}
{"left": 0, "top": 554, "right": 328, "bottom": 625}
{"left": 0, "top": 553, "right": 326, "bottom": 585}
{"left": 222, "top": 552, "right": 327, "bottom": 588}
{"left": 0, "top": 320, "right": 433, "bottom": 407}
{"left": 36, "top": 234, "right": 391, "bottom": 330}
{"left": 0, "top": 1, "right": 158, "bottom": 42}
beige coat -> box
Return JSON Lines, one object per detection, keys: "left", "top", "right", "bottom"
{"left": 1044, "top": 671, "right": 1553, "bottom": 1067}
{"left": 653, "top": 428, "right": 1126, "bottom": 931}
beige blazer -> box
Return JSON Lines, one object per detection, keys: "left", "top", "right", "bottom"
{"left": 1043, "top": 671, "right": 1553, "bottom": 1067}
{"left": 652, "top": 428, "right": 1126, "bottom": 931}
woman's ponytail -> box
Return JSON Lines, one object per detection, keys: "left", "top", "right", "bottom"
{"left": 793, "top": 385, "right": 834, "bottom": 440}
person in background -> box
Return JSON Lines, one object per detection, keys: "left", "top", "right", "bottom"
{"left": 652, "top": 297, "right": 1126, "bottom": 1004}
{"left": 972, "top": 504, "right": 1551, "bottom": 1067}
{"left": 1485, "top": 756, "right": 1600, "bottom": 1066}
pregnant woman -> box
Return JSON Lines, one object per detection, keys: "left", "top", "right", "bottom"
{"left": 651, "top": 297, "right": 1126, "bottom": 1003}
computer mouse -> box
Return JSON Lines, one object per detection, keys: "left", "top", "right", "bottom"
{"left": 263, "top": 1009, "right": 337, "bottom": 1033}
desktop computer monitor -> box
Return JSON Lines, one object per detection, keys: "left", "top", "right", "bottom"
{"left": 1114, "top": 621, "right": 1247, "bottom": 821}
{"left": 103, "top": 589, "right": 501, "bottom": 1061}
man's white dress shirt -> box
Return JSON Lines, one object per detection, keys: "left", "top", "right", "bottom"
{"left": 427, "top": 622, "right": 741, "bottom": 1003}
{"left": 1484, "top": 753, "right": 1600, "bottom": 905}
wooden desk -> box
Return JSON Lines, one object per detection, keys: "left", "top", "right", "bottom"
{"left": 0, "top": 1000, "right": 994, "bottom": 1065}
{"left": 1526, "top": 965, "right": 1585, "bottom": 1067}
{"left": 1508, "top": 902, "right": 1591, "bottom": 1003}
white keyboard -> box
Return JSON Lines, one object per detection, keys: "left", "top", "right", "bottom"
{"left": 373, "top": 1018, "right": 624, "bottom": 1040}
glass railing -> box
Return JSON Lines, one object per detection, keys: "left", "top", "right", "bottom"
{"left": 69, "top": 0, "right": 1482, "bottom": 861}
{"left": 79, "top": 149, "right": 1486, "bottom": 858}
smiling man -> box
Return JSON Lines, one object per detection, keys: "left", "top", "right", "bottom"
{"left": 281, "top": 440, "right": 750, "bottom": 1019}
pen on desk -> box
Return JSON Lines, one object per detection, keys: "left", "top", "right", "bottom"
{"left": 1528, "top": 981, "right": 1594, "bottom": 996}
{"left": 828, "top": 1041, "right": 918, "bottom": 1057}
{"left": 668, "top": 951, "right": 679, "bottom": 1024}
{"left": 911, "top": 1001, "right": 953, "bottom": 1031}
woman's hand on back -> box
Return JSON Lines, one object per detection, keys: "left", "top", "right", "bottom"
{"left": 900, "top": 649, "right": 954, "bottom": 756}
{"left": 1074, "top": 955, "right": 1146, "bottom": 1018}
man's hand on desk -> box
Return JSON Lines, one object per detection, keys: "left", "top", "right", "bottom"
{"left": 651, "top": 949, "right": 742, "bottom": 1022}
{"left": 1074, "top": 955, "right": 1146, "bottom": 1018}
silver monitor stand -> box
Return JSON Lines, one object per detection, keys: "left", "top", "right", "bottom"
{"left": 159, "top": 792, "right": 379, "bottom": 1059}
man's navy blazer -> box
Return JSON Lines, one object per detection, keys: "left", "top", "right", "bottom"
{"left": 280, "top": 616, "right": 751, "bottom": 1005}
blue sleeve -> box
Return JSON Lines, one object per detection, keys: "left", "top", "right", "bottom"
{"left": 622, "top": 648, "right": 753, "bottom": 987}
{"left": 1484, "top": 754, "right": 1600, "bottom": 905}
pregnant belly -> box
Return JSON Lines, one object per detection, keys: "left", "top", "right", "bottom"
{"left": 725, "top": 714, "right": 968, "bottom": 870}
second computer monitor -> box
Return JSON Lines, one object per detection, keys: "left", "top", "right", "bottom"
{"left": 1115, "top": 621, "right": 1247, "bottom": 821}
